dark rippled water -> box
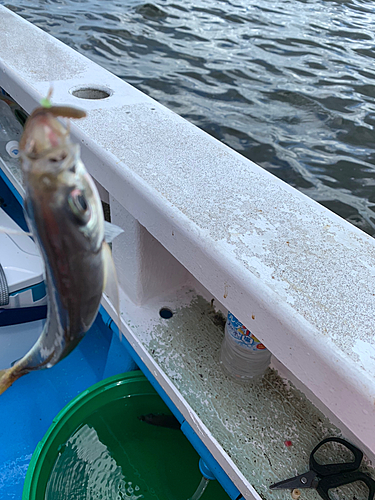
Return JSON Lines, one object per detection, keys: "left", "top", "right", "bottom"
{"left": 3, "top": 0, "right": 375, "bottom": 234}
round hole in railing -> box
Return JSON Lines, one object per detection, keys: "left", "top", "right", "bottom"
{"left": 69, "top": 86, "right": 112, "bottom": 100}
{"left": 159, "top": 307, "right": 173, "bottom": 319}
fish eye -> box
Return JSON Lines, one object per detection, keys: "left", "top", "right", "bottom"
{"left": 68, "top": 189, "right": 90, "bottom": 223}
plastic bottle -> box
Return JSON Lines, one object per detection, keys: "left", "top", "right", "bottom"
{"left": 0, "top": 100, "right": 23, "bottom": 170}
{"left": 220, "top": 311, "right": 271, "bottom": 383}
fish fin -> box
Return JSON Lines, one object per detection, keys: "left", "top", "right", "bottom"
{"left": 0, "top": 361, "right": 34, "bottom": 395}
{"left": 0, "top": 226, "right": 32, "bottom": 237}
{"left": 104, "top": 221, "right": 124, "bottom": 244}
{"left": 0, "top": 368, "right": 17, "bottom": 396}
{"left": 102, "top": 241, "right": 121, "bottom": 340}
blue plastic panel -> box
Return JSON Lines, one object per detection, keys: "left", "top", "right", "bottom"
{"left": 0, "top": 317, "right": 113, "bottom": 499}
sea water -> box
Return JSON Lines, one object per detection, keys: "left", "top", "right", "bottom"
{"left": 3, "top": 0, "right": 375, "bottom": 236}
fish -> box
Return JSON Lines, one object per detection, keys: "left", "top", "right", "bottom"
{"left": 0, "top": 103, "right": 119, "bottom": 394}
{"left": 138, "top": 413, "right": 181, "bottom": 430}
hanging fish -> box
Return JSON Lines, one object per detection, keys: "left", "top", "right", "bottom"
{"left": 0, "top": 101, "right": 120, "bottom": 394}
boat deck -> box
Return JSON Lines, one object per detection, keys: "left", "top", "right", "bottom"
{"left": 0, "top": 314, "right": 122, "bottom": 499}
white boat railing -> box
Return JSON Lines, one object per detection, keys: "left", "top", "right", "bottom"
{"left": 1, "top": 5, "right": 375, "bottom": 499}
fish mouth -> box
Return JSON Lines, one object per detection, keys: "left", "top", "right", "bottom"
{"left": 21, "top": 144, "right": 79, "bottom": 179}
{"left": 20, "top": 105, "right": 86, "bottom": 160}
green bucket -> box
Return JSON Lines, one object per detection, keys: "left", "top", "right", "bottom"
{"left": 23, "top": 372, "right": 229, "bottom": 499}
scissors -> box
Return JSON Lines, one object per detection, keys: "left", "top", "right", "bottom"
{"left": 270, "top": 437, "right": 375, "bottom": 500}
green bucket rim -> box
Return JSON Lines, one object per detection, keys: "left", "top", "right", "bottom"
{"left": 22, "top": 371, "right": 154, "bottom": 500}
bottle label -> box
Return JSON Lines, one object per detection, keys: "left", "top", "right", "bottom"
{"left": 226, "top": 312, "right": 268, "bottom": 351}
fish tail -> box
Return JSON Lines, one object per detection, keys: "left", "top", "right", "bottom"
{"left": 0, "top": 367, "right": 21, "bottom": 395}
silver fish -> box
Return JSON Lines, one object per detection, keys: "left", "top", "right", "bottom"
{"left": 0, "top": 105, "right": 117, "bottom": 394}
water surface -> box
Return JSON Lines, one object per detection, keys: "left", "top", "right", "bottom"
{"left": 45, "top": 394, "right": 228, "bottom": 499}
{"left": 3, "top": 0, "right": 375, "bottom": 234}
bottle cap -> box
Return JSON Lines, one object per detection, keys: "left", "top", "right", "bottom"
{"left": 6, "top": 140, "right": 20, "bottom": 158}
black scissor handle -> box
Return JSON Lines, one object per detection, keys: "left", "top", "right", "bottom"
{"left": 317, "top": 471, "right": 375, "bottom": 500}
{"left": 310, "top": 437, "right": 363, "bottom": 476}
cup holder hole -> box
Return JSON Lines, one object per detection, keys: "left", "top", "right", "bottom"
{"left": 70, "top": 86, "right": 112, "bottom": 100}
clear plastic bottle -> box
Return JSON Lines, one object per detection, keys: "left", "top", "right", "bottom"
{"left": 220, "top": 311, "right": 271, "bottom": 383}
{"left": 0, "top": 100, "right": 23, "bottom": 170}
